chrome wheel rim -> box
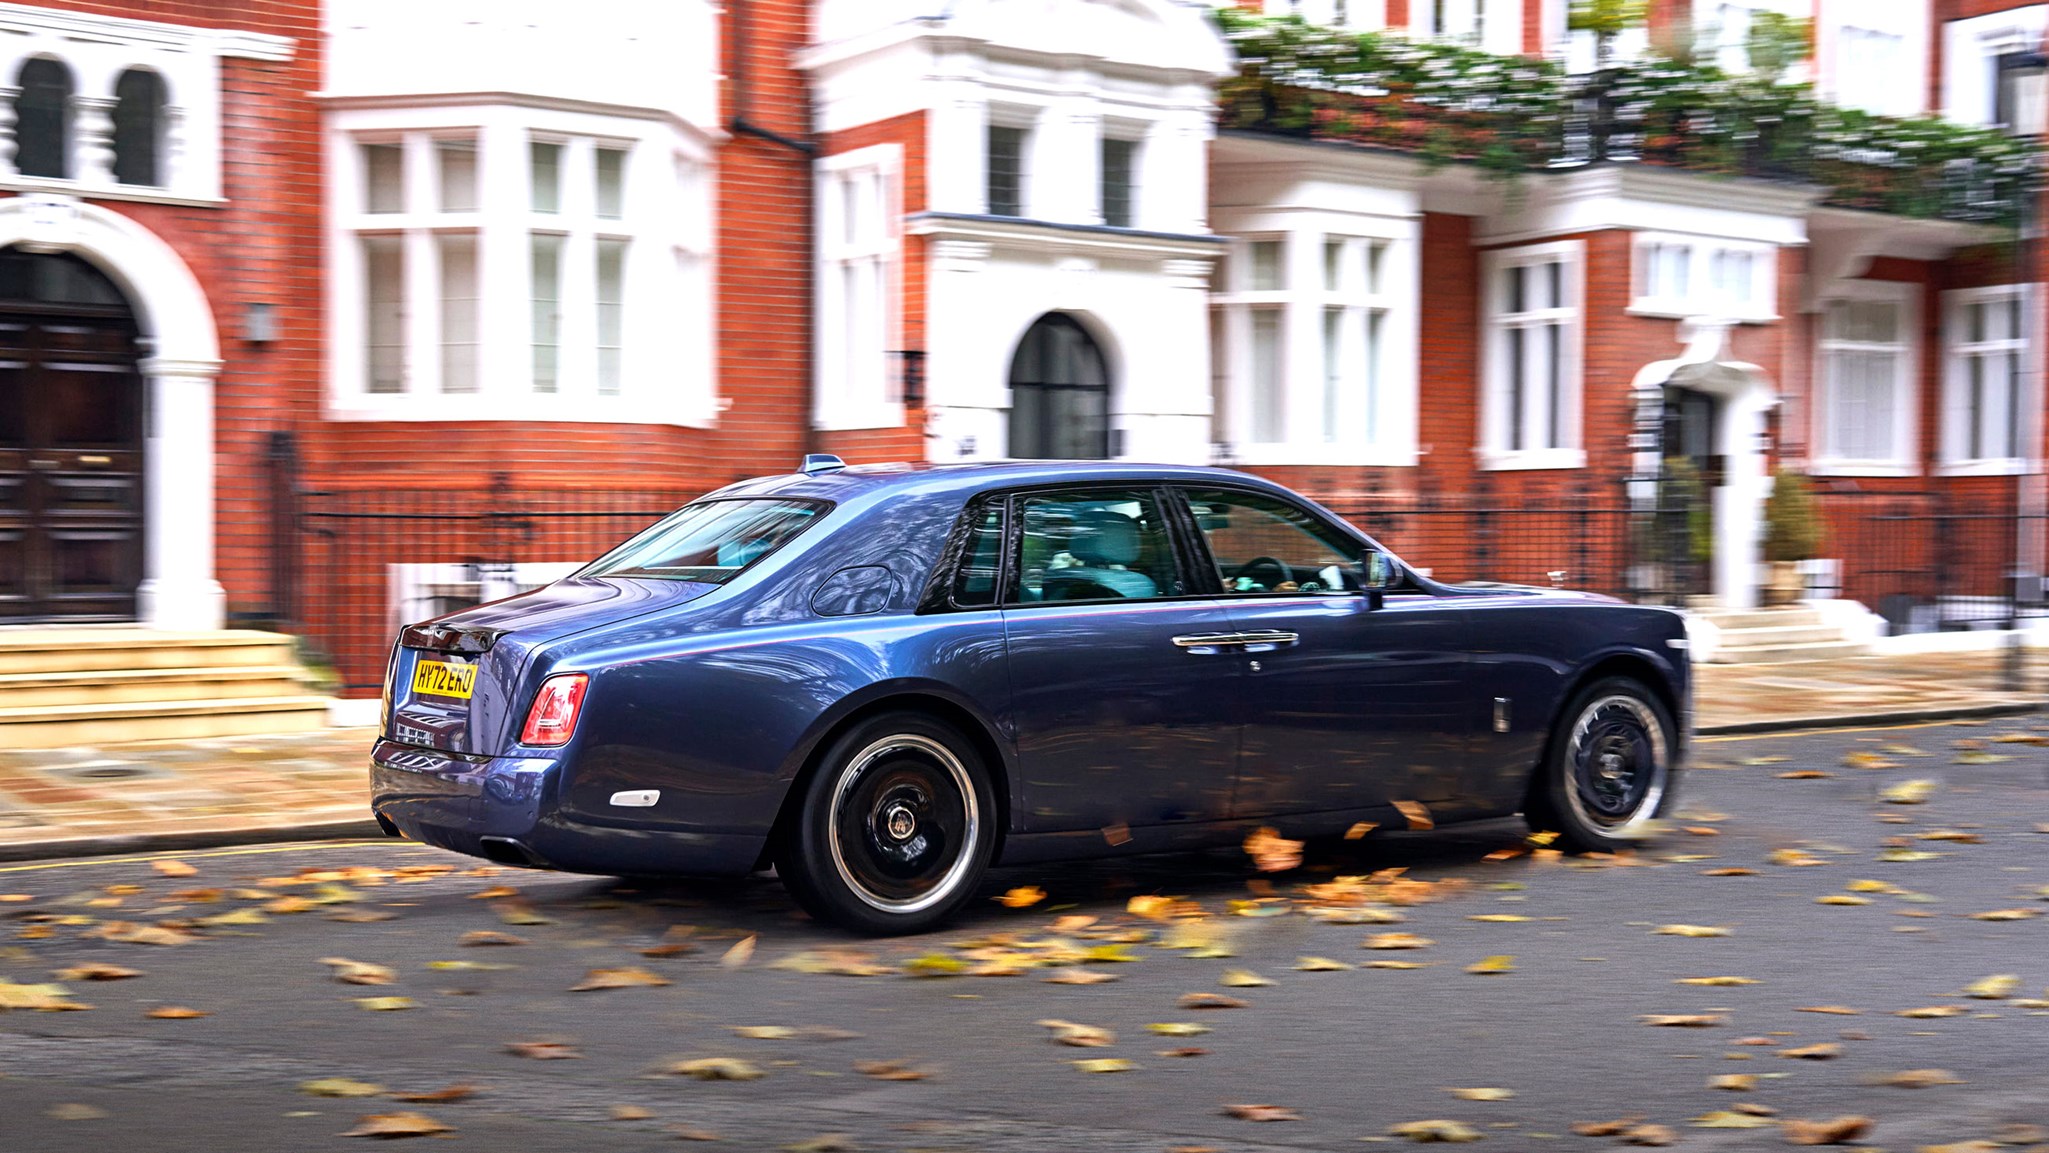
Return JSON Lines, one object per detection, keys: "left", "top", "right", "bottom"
{"left": 827, "top": 734, "right": 980, "bottom": 915}
{"left": 1563, "top": 694, "right": 1667, "bottom": 836}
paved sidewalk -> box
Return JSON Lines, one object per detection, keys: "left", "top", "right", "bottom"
{"left": 0, "top": 650, "right": 2040, "bottom": 861}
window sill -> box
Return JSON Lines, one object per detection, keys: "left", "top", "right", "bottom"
{"left": 0, "top": 176, "right": 225, "bottom": 208}
{"left": 1624, "top": 303, "right": 1778, "bottom": 324}
{"left": 1226, "top": 442, "right": 1418, "bottom": 468}
{"left": 814, "top": 403, "right": 909, "bottom": 433}
{"left": 325, "top": 394, "right": 715, "bottom": 427}
{"left": 1936, "top": 458, "right": 2028, "bottom": 477}
{"left": 1477, "top": 447, "right": 1587, "bottom": 471}
{"left": 1809, "top": 458, "right": 1920, "bottom": 478}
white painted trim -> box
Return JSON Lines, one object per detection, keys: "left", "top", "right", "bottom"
{"left": 0, "top": 195, "right": 224, "bottom": 630}
{"left": 1470, "top": 166, "right": 1816, "bottom": 247}
{"left": 1941, "top": 5, "right": 2049, "bottom": 126}
{"left": 1628, "top": 231, "right": 1779, "bottom": 323}
{"left": 0, "top": 2, "right": 294, "bottom": 60}
{"left": 0, "top": 178, "right": 226, "bottom": 209}
{"left": 1475, "top": 447, "right": 1588, "bottom": 471}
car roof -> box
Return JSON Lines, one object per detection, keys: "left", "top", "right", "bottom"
{"left": 710, "top": 461, "right": 1295, "bottom": 504}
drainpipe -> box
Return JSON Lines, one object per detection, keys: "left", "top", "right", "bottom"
{"left": 727, "top": 1, "right": 821, "bottom": 460}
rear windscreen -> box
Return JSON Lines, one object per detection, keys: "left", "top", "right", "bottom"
{"left": 577, "top": 499, "right": 825, "bottom": 584}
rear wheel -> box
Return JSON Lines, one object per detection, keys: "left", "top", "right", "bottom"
{"left": 777, "top": 712, "right": 995, "bottom": 935}
{"left": 1525, "top": 677, "right": 1677, "bottom": 853}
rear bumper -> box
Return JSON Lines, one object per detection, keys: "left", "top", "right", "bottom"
{"left": 369, "top": 740, "right": 765, "bottom": 877}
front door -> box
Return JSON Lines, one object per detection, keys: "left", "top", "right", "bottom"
{"left": 0, "top": 251, "right": 146, "bottom": 621}
{"left": 999, "top": 486, "right": 1240, "bottom": 831}
{"left": 1007, "top": 313, "right": 1111, "bottom": 459}
{"left": 1175, "top": 487, "right": 1472, "bottom": 819}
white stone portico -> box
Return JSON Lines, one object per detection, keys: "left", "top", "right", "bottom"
{"left": 0, "top": 194, "right": 225, "bottom": 630}
{"left": 803, "top": 0, "right": 1234, "bottom": 463}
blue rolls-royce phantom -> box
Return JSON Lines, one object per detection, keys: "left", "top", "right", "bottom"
{"left": 370, "top": 458, "right": 1689, "bottom": 934}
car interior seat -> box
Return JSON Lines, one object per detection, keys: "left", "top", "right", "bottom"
{"left": 1039, "top": 508, "right": 1157, "bottom": 600}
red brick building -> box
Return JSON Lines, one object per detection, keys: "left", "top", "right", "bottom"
{"left": 2, "top": 0, "right": 2043, "bottom": 700}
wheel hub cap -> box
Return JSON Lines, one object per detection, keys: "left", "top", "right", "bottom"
{"left": 882, "top": 801, "right": 917, "bottom": 842}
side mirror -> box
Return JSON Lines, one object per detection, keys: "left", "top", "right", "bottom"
{"left": 1360, "top": 549, "right": 1396, "bottom": 592}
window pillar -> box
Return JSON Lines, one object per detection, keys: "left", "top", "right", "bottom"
{"left": 161, "top": 104, "right": 184, "bottom": 189}
{"left": 0, "top": 87, "right": 17, "bottom": 177}
{"left": 477, "top": 116, "right": 526, "bottom": 402}
{"left": 72, "top": 94, "right": 118, "bottom": 183}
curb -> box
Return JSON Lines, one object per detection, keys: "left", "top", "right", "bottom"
{"left": 0, "top": 818, "right": 390, "bottom": 864}
{"left": 1697, "top": 699, "right": 2044, "bottom": 736}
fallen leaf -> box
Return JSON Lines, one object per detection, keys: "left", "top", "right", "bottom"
{"left": 1621, "top": 1123, "right": 1678, "bottom": 1146}
{"left": 494, "top": 902, "right": 552, "bottom": 926}
{"left": 320, "top": 958, "right": 397, "bottom": 986}
{"left": 1782, "top": 1116, "right": 1871, "bottom": 1145}
{"left": 1769, "top": 849, "right": 1828, "bottom": 867}
{"left": 301, "top": 1078, "right": 386, "bottom": 1098}
{"left": 996, "top": 886, "right": 1045, "bottom": 909}
{"left": 1882, "top": 780, "right": 1937, "bottom": 804}
{"left": 1294, "top": 956, "right": 1352, "bottom": 971}
{"left": 1147, "top": 1022, "right": 1211, "bottom": 1037}
{"left": 341, "top": 1112, "right": 454, "bottom": 1139}
{"left": 393, "top": 1084, "right": 477, "bottom": 1103}
{"left": 1916, "top": 1143, "right": 2004, "bottom": 1153}
{"left": 1042, "top": 968, "right": 1118, "bottom": 985}
{"left": 145, "top": 1005, "right": 208, "bottom": 1019}
{"left": 1038, "top": 1018, "right": 1115, "bottom": 1047}
{"left": 853, "top": 1059, "right": 932, "bottom": 1081}
{"left": 1796, "top": 1006, "right": 1861, "bottom": 1015}
{"left": 669, "top": 1127, "right": 722, "bottom": 1142}
{"left": 1366, "top": 932, "right": 1435, "bottom": 950}
{"left": 905, "top": 952, "right": 970, "bottom": 976}
{"left": 1779, "top": 1043, "right": 1842, "bottom": 1060}
{"left": 1072, "top": 1057, "right": 1135, "bottom": 1073}
{"left": 1954, "top": 752, "right": 2010, "bottom": 764}
{"left": 1367, "top": 960, "right": 1433, "bottom": 970}
{"left": 1962, "top": 974, "right": 2019, "bottom": 999}
{"left": 1844, "top": 751, "right": 1899, "bottom": 770}
{"left": 1393, "top": 800, "right": 1434, "bottom": 830}
{"left": 1642, "top": 1014, "right": 1726, "bottom": 1027}
{"left": 1126, "top": 894, "right": 1199, "bottom": 920}
{"left": 48, "top": 1104, "right": 107, "bottom": 1121}
{"left": 1895, "top": 1005, "right": 1967, "bottom": 1019}
{"left": 1223, "top": 1104, "right": 1301, "bottom": 1122}
{"left": 1446, "top": 1087, "right": 1514, "bottom": 1101}
{"left": 1703, "top": 868, "right": 1760, "bottom": 877}
{"left": 1467, "top": 914, "right": 1532, "bottom": 923}
{"left": 1158, "top": 1047, "right": 1209, "bottom": 1058}
{"left": 1677, "top": 976, "right": 1759, "bottom": 986}
{"left": 1692, "top": 1110, "right": 1775, "bottom": 1129}
{"left": 1390, "top": 1119, "right": 1484, "bottom": 1142}
{"left": 0, "top": 981, "right": 92, "bottom": 1011}
{"left": 354, "top": 997, "right": 414, "bottom": 1011}
{"left": 150, "top": 860, "right": 199, "bottom": 878}
{"left": 1708, "top": 1074, "right": 1757, "bottom": 1091}
{"left": 1179, "top": 993, "right": 1247, "bottom": 1009}
{"left": 54, "top": 963, "right": 143, "bottom": 982}
{"left": 769, "top": 949, "right": 891, "bottom": 977}
{"left": 505, "top": 1041, "right": 581, "bottom": 1059}
{"left": 1879, "top": 848, "right": 1943, "bottom": 862}
{"left": 1655, "top": 924, "right": 1731, "bottom": 937}
{"left": 1815, "top": 895, "right": 1872, "bottom": 906}
{"left": 1918, "top": 830, "right": 1983, "bottom": 843}
{"left": 719, "top": 935, "right": 756, "bottom": 969}
{"left": 459, "top": 931, "right": 527, "bottom": 947}
{"left": 1345, "top": 822, "right": 1378, "bottom": 840}
{"left": 1778, "top": 770, "right": 1832, "bottom": 779}
{"left": 1220, "top": 969, "right": 1273, "bottom": 987}
{"left": 1573, "top": 1117, "right": 1646, "bottom": 1137}
{"left": 608, "top": 1104, "right": 652, "bottom": 1121}
{"left": 1466, "top": 955, "right": 1515, "bottom": 975}
{"left": 666, "top": 1057, "right": 765, "bottom": 1081}
{"left": 96, "top": 922, "right": 196, "bottom": 946}
{"left": 1874, "top": 1069, "right": 1962, "bottom": 1088}
{"left": 1243, "top": 827, "right": 1304, "bottom": 872}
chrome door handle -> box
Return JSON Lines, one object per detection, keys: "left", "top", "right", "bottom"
{"left": 1234, "top": 630, "right": 1300, "bottom": 653}
{"left": 1172, "top": 633, "right": 1242, "bottom": 654}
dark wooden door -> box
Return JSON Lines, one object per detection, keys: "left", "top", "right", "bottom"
{"left": 0, "top": 251, "right": 145, "bottom": 622}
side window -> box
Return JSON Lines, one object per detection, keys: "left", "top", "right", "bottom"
{"left": 1012, "top": 489, "right": 1178, "bottom": 604}
{"left": 1182, "top": 489, "right": 1363, "bottom": 596}
{"left": 951, "top": 503, "right": 1005, "bottom": 608}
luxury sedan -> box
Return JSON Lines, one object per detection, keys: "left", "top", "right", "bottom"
{"left": 370, "top": 459, "right": 1689, "bottom": 933}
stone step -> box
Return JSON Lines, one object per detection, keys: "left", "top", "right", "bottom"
{"left": 1704, "top": 624, "right": 1850, "bottom": 648}
{"left": 1708, "top": 640, "right": 1873, "bottom": 665}
{"left": 0, "top": 666, "right": 315, "bottom": 709}
{"left": 0, "top": 630, "right": 299, "bottom": 675}
{"left": 1698, "top": 608, "right": 1828, "bottom": 632}
{"left": 0, "top": 696, "right": 334, "bottom": 749}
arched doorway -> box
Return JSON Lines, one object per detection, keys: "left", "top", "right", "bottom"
{"left": 0, "top": 249, "right": 146, "bottom": 620}
{"left": 1007, "top": 312, "right": 1111, "bottom": 459}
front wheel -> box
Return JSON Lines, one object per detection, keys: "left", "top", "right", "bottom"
{"left": 777, "top": 712, "right": 996, "bottom": 935}
{"left": 1525, "top": 678, "right": 1678, "bottom": 853}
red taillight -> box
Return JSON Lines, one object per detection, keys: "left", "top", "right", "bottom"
{"left": 520, "top": 673, "right": 590, "bottom": 747}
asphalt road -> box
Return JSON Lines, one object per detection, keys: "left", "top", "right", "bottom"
{"left": 3, "top": 719, "right": 2048, "bottom": 1153}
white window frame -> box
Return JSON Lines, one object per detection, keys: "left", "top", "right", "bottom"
{"left": 1811, "top": 280, "right": 1920, "bottom": 477}
{"left": 1698, "top": 0, "right": 1814, "bottom": 77}
{"left": 1210, "top": 223, "right": 1419, "bottom": 466}
{"left": 324, "top": 106, "right": 715, "bottom": 426}
{"left": 1263, "top": 0, "right": 1386, "bottom": 29}
{"left": 1628, "top": 232, "right": 1777, "bottom": 321}
{"left": 814, "top": 143, "right": 903, "bottom": 432}
{"left": 1941, "top": 285, "right": 2034, "bottom": 475}
{"left": 1480, "top": 240, "right": 1585, "bottom": 471}
{"left": 1942, "top": 5, "right": 2049, "bottom": 128}
{"left": 1411, "top": 0, "right": 1522, "bottom": 55}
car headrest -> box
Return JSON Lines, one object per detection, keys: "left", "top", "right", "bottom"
{"left": 1069, "top": 508, "right": 1142, "bottom": 567}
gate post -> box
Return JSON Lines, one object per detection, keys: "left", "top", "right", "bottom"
{"left": 267, "top": 430, "right": 298, "bottom": 632}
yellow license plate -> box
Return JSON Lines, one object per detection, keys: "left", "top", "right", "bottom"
{"left": 411, "top": 659, "right": 476, "bottom": 700}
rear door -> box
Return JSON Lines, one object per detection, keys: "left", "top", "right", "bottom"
{"left": 1174, "top": 487, "right": 1472, "bottom": 819}
{"left": 997, "top": 485, "right": 1242, "bottom": 832}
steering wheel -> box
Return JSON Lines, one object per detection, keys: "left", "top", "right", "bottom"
{"left": 1231, "top": 556, "right": 1294, "bottom": 591}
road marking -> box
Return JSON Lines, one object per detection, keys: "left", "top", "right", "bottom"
{"left": 1699, "top": 718, "right": 2000, "bottom": 744}
{"left": 0, "top": 840, "right": 431, "bottom": 874}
